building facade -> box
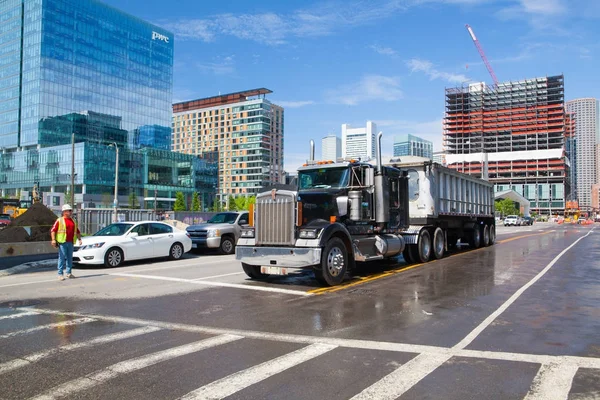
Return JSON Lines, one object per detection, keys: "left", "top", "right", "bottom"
{"left": 432, "top": 151, "right": 446, "bottom": 165}
{"left": 444, "top": 76, "right": 571, "bottom": 215}
{"left": 0, "top": 0, "right": 216, "bottom": 208}
{"left": 341, "top": 121, "right": 376, "bottom": 161}
{"left": 172, "top": 89, "right": 284, "bottom": 201}
{"left": 566, "top": 98, "right": 600, "bottom": 210}
{"left": 393, "top": 134, "right": 433, "bottom": 159}
{"left": 321, "top": 134, "right": 341, "bottom": 161}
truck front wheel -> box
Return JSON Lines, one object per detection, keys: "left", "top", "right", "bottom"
{"left": 242, "top": 263, "right": 269, "bottom": 280}
{"left": 314, "top": 237, "right": 348, "bottom": 286}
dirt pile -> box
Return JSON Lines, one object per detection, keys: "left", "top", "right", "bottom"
{"left": 0, "top": 203, "right": 58, "bottom": 243}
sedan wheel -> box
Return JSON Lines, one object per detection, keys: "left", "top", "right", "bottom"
{"left": 169, "top": 243, "right": 184, "bottom": 260}
{"left": 104, "top": 247, "right": 123, "bottom": 268}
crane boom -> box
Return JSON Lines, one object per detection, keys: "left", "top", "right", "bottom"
{"left": 465, "top": 24, "right": 498, "bottom": 87}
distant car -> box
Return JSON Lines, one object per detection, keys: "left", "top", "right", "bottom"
{"left": 0, "top": 213, "right": 10, "bottom": 229}
{"left": 522, "top": 216, "right": 534, "bottom": 226}
{"left": 504, "top": 215, "right": 519, "bottom": 226}
{"left": 73, "top": 221, "right": 192, "bottom": 268}
{"left": 186, "top": 211, "right": 249, "bottom": 255}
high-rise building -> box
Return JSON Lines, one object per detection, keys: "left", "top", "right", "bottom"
{"left": 444, "top": 76, "right": 572, "bottom": 215}
{"left": 0, "top": 0, "right": 216, "bottom": 209}
{"left": 432, "top": 151, "right": 446, "bottom": 165}
{"left": 172, "top": 89, "right": 284, "bottom": 200}
{"left": 566, "top": 98, "right": 600, "bottom": 210}
{"left": 393, "top": 134, "right": 433, "bottom": 159}
{"left": 342, "top": 121, "right": 376, "bottom": 160}
{"left": 321, "top": 134, "right": 341, "bottom": 160}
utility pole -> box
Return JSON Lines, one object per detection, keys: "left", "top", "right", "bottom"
{"left": 70, "top": 132, "right": 75, "bottom": 206}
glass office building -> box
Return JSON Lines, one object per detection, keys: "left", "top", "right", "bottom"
{"left": 393, "top": 134, "right": 433, "bottom": 159}
{"left": 0, "top": 0, "right": 216, "bottom": 208}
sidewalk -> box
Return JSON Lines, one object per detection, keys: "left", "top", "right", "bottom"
{"left": 0, "top": 253, "right": 56, "bottom": 276}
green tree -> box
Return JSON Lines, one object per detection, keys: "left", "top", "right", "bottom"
{"left": 227, "top": 195, "right": 237, "bottom": 211}
{"left": 64, "top": 189, "right": 72, "bottom": 205}
{"left": 174, "top": 191, "right": 187, "bottom": 211}
{"left": 495, "top": 198, "right": 518, "bottom": 217}
{"left": 128, "top": 191, "right": 139, "bottom": 209}
{"left": 191, "top": 192, "right": 200, "bottom": 211}
{"left": 233, "top": 195, "right": 256, "bottom": 211}
{"left": 210, "top": 198, "right": 222, "bottom": 212}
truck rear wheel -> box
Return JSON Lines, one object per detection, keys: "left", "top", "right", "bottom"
{"left": 470, "top": 228, "right": 482, "bottom": 248}
{"left": 483, "top": 225, "right": 491, "bottom": 247}
{"left": 432, "top": 228, "right": 445, "bottom": 260}
{"left": 314, "top": 237, "right": 348, "bottom": 286}
{"left": 489, "top": 225, "right": 496, "bottom": 245}
{"left": 402, "top": 246, "right": 414, "bottom": 264}
{"left": 242, "top": 263, "right": 269, "bottom": 280}
{"left": 414, "top": 229, "right": 431, "bottom": 263}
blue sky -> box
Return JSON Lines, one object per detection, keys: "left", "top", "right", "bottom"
{"left": 105, "top": 0, "right": 600, "bottom": 172}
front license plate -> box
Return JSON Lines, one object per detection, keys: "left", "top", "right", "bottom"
{"left": 261, "top": 266, "right": 288, "bottom": 275}
{"left": 192, "top": 243, "right": 197, "bottom": 249}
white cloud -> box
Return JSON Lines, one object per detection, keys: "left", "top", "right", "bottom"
{"left": 275, "top": 100, "right": 315, "bottom": 108}
{"left": 325, "top": 75, "right": 403, "bottom": 106}
{"left": 196, "top": 55, "right": 235, "bottom": 75}
{"left": 406, "top": 58, "right": 470, "bottom": 84}
{"left": 370, "top": 45, "right": 398, "bottom": 57}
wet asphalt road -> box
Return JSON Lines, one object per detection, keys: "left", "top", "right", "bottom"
{"left": 0, "top": 223, "right": 598, "bottom": 399}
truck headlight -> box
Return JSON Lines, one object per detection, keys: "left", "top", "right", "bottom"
{"left": 241, "top": 229, "right": 255, "bottom": 238}
{"left": 207, "top": 229, "right": 220, "bottom": 238}
{"left": 299, "top": 228, "right": 321, "bottom": 239}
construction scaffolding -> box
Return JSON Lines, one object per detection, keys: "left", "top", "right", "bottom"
{"left": 443, "top": 75, "right": 571, "bottom": 215}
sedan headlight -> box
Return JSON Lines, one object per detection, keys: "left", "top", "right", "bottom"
{"left": 206, "top": 229, "right": 220, "bottom": 238}
{"left": 241, "top": 229, "right": 255, "bottom": 238}
{"left": 299, "top": 228, "right": 321, "bottom": 239}
{"left": 80, "top": 242, "right": 105, "bottom": 250}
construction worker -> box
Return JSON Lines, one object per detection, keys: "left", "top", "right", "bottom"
{"left": 50, "top": 204, "right": 82, "bottom": 280}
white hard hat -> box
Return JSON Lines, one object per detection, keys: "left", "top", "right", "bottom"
{"left": 62, "top": 204, "right": 73, "bottom": 211}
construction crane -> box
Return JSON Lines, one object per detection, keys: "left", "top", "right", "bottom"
{"left": 465, "top": 24, "right": 499, "bottom": 87}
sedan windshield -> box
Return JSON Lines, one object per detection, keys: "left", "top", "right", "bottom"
{"left": 94, "top": 223, "right": 134, "bottom": 236}
{"left": 299, "top": 167, "right": 350, "bottom": 190}
{"left": 207, "top": 213, "right": 237, "bottom": 224}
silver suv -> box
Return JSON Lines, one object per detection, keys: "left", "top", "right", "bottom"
{"left": 186, "top": 212, "right": 249, "bottom": 254}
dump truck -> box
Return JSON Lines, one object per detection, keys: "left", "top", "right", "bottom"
{"left": 235, "top": 133, "right": 496, "bottom": 286}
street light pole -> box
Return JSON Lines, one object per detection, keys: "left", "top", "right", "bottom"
{"left": 110, "top": 142, "right": 119, "bottom": 223}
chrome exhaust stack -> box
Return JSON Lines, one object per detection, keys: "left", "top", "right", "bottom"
{"left": 374, "top": 132, "right": 389, "bottom": 225}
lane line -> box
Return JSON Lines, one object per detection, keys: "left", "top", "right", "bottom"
{"left": 0, "top": 278, "right": 69, "bottom": 289}
{"left": 0, "top": 326, "right": 161, "bottom": 375}
{"left": 0, "top": 318, "right": 95, "bottom": 340}
{"left": 524, "top": 363, "right": 579, "bottom": 400}
{"left": 30, "top": 334, "right": 243, "bottom": 400}
{"left": 0, "top": 311, "right": 40, "bottom": 321}
{"left": 119, "top": 257, "right": 235, "bottom": 274}
{"left": 179, "top": 343, "right": 337, "bottom": 399}
{"left": 455, "top": 228, "right": 594, "bottom": 349}
{"left": 350, "top": 353, "right": 452, "bottom": 400}
{"left": 191, "top": 272, "right": 245, "bottom": 280}
{"left": 18, "top": 308, "right": 600, "bottom": 370}
{"left": 110, "top": 272, "right": 312, "bottom": 297}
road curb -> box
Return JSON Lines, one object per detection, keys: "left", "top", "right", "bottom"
{"left": 0, "top": 259, "right": 56, "bottom": 277}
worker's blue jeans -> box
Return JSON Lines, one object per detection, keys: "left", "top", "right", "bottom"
{"left": 57, "top": 242, "right": 74, "bottom": 276}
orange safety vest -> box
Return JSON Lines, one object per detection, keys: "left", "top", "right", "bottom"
{"left": 56, "top": 217, "right": 78, "bottom": 244}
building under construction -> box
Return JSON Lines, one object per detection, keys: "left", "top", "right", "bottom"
{"left": 444, "top": 75, "right": 572, "bottom": 215}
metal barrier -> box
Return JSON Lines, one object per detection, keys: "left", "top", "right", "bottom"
{"left": 78, "top": 209, "right": 157, "bottom": 235}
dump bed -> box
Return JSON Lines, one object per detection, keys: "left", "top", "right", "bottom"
{"left": 386, "top": 158, "right": 494, "bottom": 219}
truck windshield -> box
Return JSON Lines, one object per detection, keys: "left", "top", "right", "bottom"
{"left": 298, "top": 167, "right": 350, "bottom": 190}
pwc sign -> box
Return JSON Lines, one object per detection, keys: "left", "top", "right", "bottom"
{"left": 152, "top": 31, "right": 170, "bottom": 43}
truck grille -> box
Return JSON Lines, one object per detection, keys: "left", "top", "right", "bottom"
{"left": 256, "top": 192, "right": 296, "bottom": 246}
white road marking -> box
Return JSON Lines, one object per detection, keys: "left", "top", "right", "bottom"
{"left": 111, "top": 272, "right": 311, "bottom": 296}
{"left": 350, "top": 353, "right": 452, "bottom": 400}
{"left": 30, "top": 334, "right": 243, "bottom": 400}
{"left": 19, "top": 307, "right": 600, "bottom": 370}
{"left": 524, "top": 363, "right": 579, "bottom": 400}
{"left": 0, "top": 326, "right": 161, "bottom": 375}
{"left": 0, "top": 278, "right": 67, "bottom": 288}
{"left": 180, "top": 343, "right": 337, "bottom": 399}
{"left": 121, "top": 257, "right": 235, "bottom": 274}
{"left": 191, "top": 272, "right": 245, "bottom": 280}
{"left": 0, "top": 311, "right": 39, "bottom": 320}
{"left": 0, "top": 317, "right": 95, "bottom": 340}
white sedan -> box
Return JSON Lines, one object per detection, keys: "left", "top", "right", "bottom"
{"left": 73, "top": 221, "right": 192, "bottom": 268}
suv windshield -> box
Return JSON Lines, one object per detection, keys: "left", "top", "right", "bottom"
{"left": 208, "top": 213, "right": 238, "bottom": 224}
{"left": 0, "top": 214, "right": 10, "bottom": 220}
{"left": 298, "top": 167, "right": 350, "bottom": 190}
{"left": 94, "top": 223, "right": 134, "bottom": 236}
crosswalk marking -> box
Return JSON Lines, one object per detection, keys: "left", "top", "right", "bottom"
{"left": 0, "top": 326, "right": 161, "bottom": 375}
{"left": 29, "top": 334, "right": 243, "bottom": 400}
{"left": 179, "top": 343, "right": 337, "bottom": 400}
{"left": 350, "top": 353, "right": 452, "bottom": 400}
{"left": 0, "top": 317, "right": 95, "bottom": 340}
{"left": 524, "top": 363, "right": 579, "bottom": 400}
{"left": 0, "top": 311, "right": 40, "bottom": 321}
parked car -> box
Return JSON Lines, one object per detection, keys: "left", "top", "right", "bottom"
{"left": 504, "top": 215, "right": 519, "bottom": 226}
{"left": 0, "top": 213, "right": 11, "bottom": 229}
{"left": 521, "top": 216, "right": 534, "bottom": 226}
{"left": 73, "top": 221, "right": 192, "bottom": 268}
{"left": 186, "top": 211, "right": 249, "bottom": 254}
